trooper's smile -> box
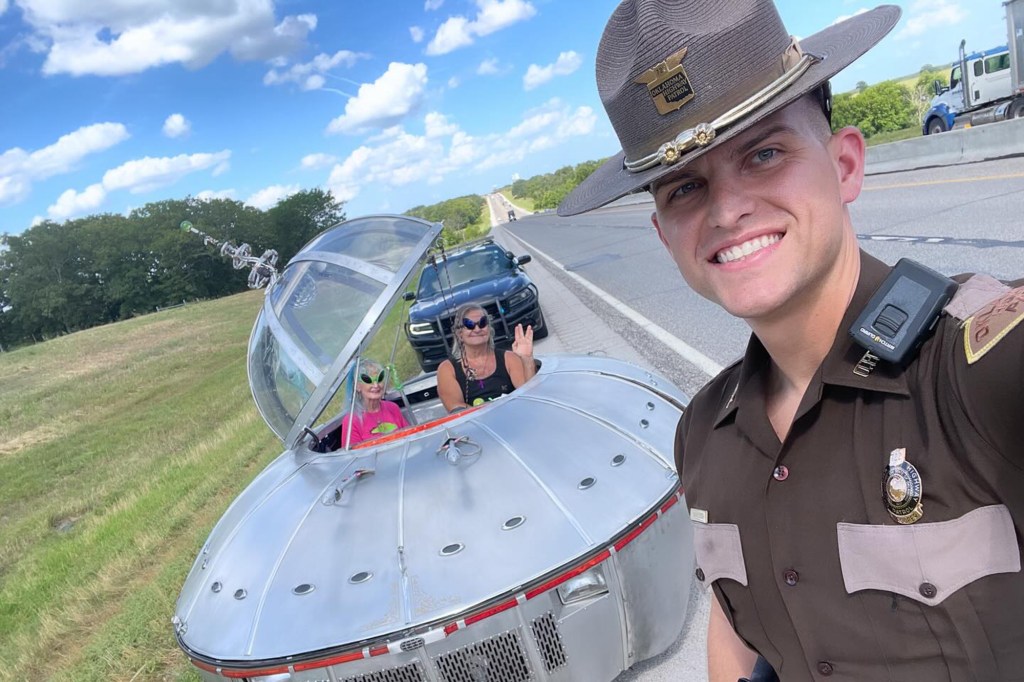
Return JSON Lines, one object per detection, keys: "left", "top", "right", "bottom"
{"left": 714, "top": 233, "right": 783, "bottom": 264}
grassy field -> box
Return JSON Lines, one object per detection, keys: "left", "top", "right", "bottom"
{"left": 0, "top": 291, "right": 278, "bottom": 681}
{"left": 0, "top": 285, "right": 429, "bottom": 681}
{"left": 498, "top": 190, "right": 534, "bottom": 212}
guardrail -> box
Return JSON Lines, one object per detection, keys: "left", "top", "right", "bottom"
{"left": 865, "top": 115, "right": 1024, "bottom": 175}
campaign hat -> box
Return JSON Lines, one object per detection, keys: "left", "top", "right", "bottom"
{"left": 557, "top": 0, "right": 901, "bottom": 216}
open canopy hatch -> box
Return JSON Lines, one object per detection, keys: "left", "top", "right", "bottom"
{"left": 246, "top": 215, "right": 441, "bottom": 448}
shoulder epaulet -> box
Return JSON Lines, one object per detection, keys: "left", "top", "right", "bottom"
{"left": 963, "top": 285, "right": 1024, "bottom": 365}
{"left": 943, "top": 273, "right": 1010, "bottom": 321}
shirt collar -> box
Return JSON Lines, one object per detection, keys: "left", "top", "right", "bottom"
{"left": 714, "top": 250, "right": 910, "bottom": 428}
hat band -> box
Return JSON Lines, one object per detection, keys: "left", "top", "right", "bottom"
{"left": 623, "top": 47, "right": 822, "bottom": 173}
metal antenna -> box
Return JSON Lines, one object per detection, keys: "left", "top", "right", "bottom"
{"left": 179, "top": 220, "right": 280, "bottom": 290}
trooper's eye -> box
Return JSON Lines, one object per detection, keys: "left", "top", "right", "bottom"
{"left": 671, "top": 179, "right": 703, "bottom": 198}
{"left": 754, "top": 148, "right": 778, "bottom": 164}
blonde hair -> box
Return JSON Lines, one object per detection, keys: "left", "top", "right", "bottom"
{"left": 450, "top": 303, "right": 494, "bottom": 360}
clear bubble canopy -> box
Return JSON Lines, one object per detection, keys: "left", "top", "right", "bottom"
{"left": 247, "top": 215, "right": 441, "bottom": 446}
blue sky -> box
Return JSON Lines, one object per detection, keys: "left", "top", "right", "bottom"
{"left": 0, "top": 0, "right": 1008, "bottom": 236}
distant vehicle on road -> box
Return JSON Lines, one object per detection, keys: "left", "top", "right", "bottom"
{"left": 923, "top": 0, "right": 1024, "bottom": 134}
{"left": 405, "top": 238, "right": 546, "bottom": 372}
{"left": 508, "top": 209, "right": 517, "bottom": 221}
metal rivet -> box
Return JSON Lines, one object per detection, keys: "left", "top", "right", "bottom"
{"left": 639, "top": 419, "right": 650, "bottom": 429}
{"left": 440, "top": 543, "right": 464, "bottom": 556}
{"left": 502, "top": 515, "right": 526, "bottom": 530}
{"left": 349, "top": 571, "right": 373, "bottom": 584}
{"left": 611, "top": 454, "right": 626, "bottom": 466}
{"left": 211, "top": 581, "right": 222, "bottom": 593}
{"left": 233, "top": 589, "right": 247, "bottom": 600}
{"left": 292, "top": 583, "right": 315, "bottom": 595}
{"left": 578, "top": 477, "right": 596, "bottom": 490}
{"left": 646, "top": 402, "right": 655, "bottom": 411}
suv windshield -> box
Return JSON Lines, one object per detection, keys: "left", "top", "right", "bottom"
{"left": 417, "top": 246, "right": 512, "bottom": 297}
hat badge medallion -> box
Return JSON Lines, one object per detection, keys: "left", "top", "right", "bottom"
{"left": 634, "top": 47, "right": 695, "bottom": 115}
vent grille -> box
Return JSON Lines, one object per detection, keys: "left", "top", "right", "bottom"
{"left": 343, "top": 661, "right": 427, "bottom": 682}
{"left": 434, "top": 631, "right": 533, "bottom": 682}
{"left": 531, "top": 612, "right": 568, "bottom": 672}
{"left": 400, "top": 637, "right": 425, "bottom": 652}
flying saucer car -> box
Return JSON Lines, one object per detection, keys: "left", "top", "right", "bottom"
{"left": 173, "top": 215, "right": 694, "bottom": 682}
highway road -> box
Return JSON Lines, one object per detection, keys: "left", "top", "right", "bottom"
{"left": 499, "top": 156, "right": 1024, "bottom": 398}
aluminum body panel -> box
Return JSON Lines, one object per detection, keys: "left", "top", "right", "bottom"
{"left": 176, "top": 356, "right": 690, "bottom": 666}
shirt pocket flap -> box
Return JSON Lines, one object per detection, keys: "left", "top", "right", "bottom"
{"left": 837, "top": 505, "right": 1020, "bottom": 605}
{"left": 692, "top": 522, "right": 748, "bottom": 587}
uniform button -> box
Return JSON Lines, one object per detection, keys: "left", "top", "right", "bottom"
{"left": 695, "top": 567, "right": 705, "bottom": 582}
{"left": 817, "top": 661, "right": 834, "bottom": 676}
{"left": 919, "top": 582, "right": 937, "bottom": 599}
{"left": 783, "top": 569, "right": 799, "bottom": 586}
{"left": 773, "top": 465, "right": 789, "bottom": 481}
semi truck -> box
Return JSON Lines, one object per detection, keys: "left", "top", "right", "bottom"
{"left": 922, "top": 0, "right": 1024, "bottom": 134}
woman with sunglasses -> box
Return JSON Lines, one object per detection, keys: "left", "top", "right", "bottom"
{"left": 339, "top": 359, "right": 408, "bottom": 446}
{"left": 437, "top": 303, "right": 536, "bottom": 413}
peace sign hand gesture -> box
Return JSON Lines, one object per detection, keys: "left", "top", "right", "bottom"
{"left": 512, "top": 323, "right": 534, "bottom": 359}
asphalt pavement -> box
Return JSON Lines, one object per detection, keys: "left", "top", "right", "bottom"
{"left": 484, "top": 194, "right": 712, "bottom": 682}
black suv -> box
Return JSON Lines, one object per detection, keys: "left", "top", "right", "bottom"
{"left": 405, "top": 239, "right": 547, "bottom": 372}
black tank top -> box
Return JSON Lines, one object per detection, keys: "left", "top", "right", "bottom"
{"left": 452, "top": 349, "right": 514, "bottom": 406}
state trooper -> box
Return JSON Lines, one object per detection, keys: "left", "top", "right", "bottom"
{"left": 559, "top": 1, "right": 1024, "bottom": 680}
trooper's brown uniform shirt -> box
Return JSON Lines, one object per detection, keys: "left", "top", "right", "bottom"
{"left": 677, "top": 252, "right": 1024, "bottom": 682}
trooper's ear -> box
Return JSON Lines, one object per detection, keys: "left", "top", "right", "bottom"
{"left": 829, "top": 125, "right": 866, "bottom": 205}
{"left": 651, "top": 211, "right": 670, "bottom": 249}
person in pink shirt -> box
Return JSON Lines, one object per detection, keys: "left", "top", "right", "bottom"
{"left": 339, "top": 360, "right": 408, "bottom": 446}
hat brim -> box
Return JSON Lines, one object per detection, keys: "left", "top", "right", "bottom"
{"left": 558, "top": 5, "right": 901, "bottom": 217}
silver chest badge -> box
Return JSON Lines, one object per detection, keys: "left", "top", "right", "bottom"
{"left": 883, "top": 448, "right": 923, "bottom": 524}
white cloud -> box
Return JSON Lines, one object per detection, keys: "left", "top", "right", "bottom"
{"left": 476, "top": 99, "right": 595, "bottom": 170}
{"left": 472, "top": 0, "right": 536, "bottom": 36}
{"left": 263, "top": 49, "right": 368, "bottom": 90}
{"left": 326, "top": 62, "right": 429, "bottom": 134}
{"left": 426, "top": 0, "right": 535, "bottom": 55}
{"left": 427, "top": 16, "right": 474, "bottom": 55}
{"left": 447, "top": 76, "right": 460, "bottom": 89}
{"left": 895, "top": 0, "right": 967, "bottom": 39}
{"left": 103, "top": 151, "right": 231, "bottom": 193}
{"left": 46, "top": 149, "right": 231, "bottom": 219}
{"left": 0, "top": 122, "right": 129, "bottom": 205}
{"left": 477, "top": 57, "right": 499, "bottom": 75}
{"left": 300, "top": 153, "right": 338, "bottom": 170}
{"left": 244, "top": 184, "right": 300, "bottom": 210}
{"left": 425, "top": 0, "right": 444, "bottom": 10}
{"left": 324, "top": 100, "right": 595, "bottom": 200}
{"left": 832, "top": 8, "right": 868, "bottom": 24}
{"left": 0, "top": 0, "right": 8, "bottom": 15}
{"left": 48, "top": 183, "right": 106, "bottom": 219}
{"left": 425, "top": 112, "right": 458, "bottom": 138}
{"left": 523, "top": 51, "right": 582, "bottom": 90}
{"left": 195, "top": 188, "right": 236, "bottom": 201}
{"left": 162, "top": 113, "right": 191, "bottom": 138}
{"left": 409, "top": 26, "right": 425, "bottom": 43}
{"left": 19, "top": 0, "right": 317, "bottom": 77}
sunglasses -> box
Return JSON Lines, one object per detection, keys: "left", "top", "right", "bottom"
{"left": 461, "top": 317, "right": 489, "bottom": 330}
{"left": 359, "top": 370, "right": 387, "bottom": 385}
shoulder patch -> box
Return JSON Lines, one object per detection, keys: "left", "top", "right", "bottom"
{"left": 963, "top": 286, "right": 1024, "bottom": 364}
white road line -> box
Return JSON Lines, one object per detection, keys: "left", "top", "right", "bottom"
{"left": 504, "top": 230, "right": 725, "bottom": 378}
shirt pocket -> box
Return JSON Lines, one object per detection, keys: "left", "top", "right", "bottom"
{"left": 836, "top": 504, "right": 1021, "bottom": 605}
{"left": 692, "top": 522, "right": 748, "bottom": 587}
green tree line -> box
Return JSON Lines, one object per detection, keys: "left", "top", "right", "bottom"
{"left": 405, "top": 194, "right": 484, "bottom": 231}
{"left": 0, "top": 189, "right": 344, "bottom": 351}
{"left": 509, "top": 159, "right": 604, "bottom": 209}
{"left": 832, "top": 67, "right": 950, "bottom": 136}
